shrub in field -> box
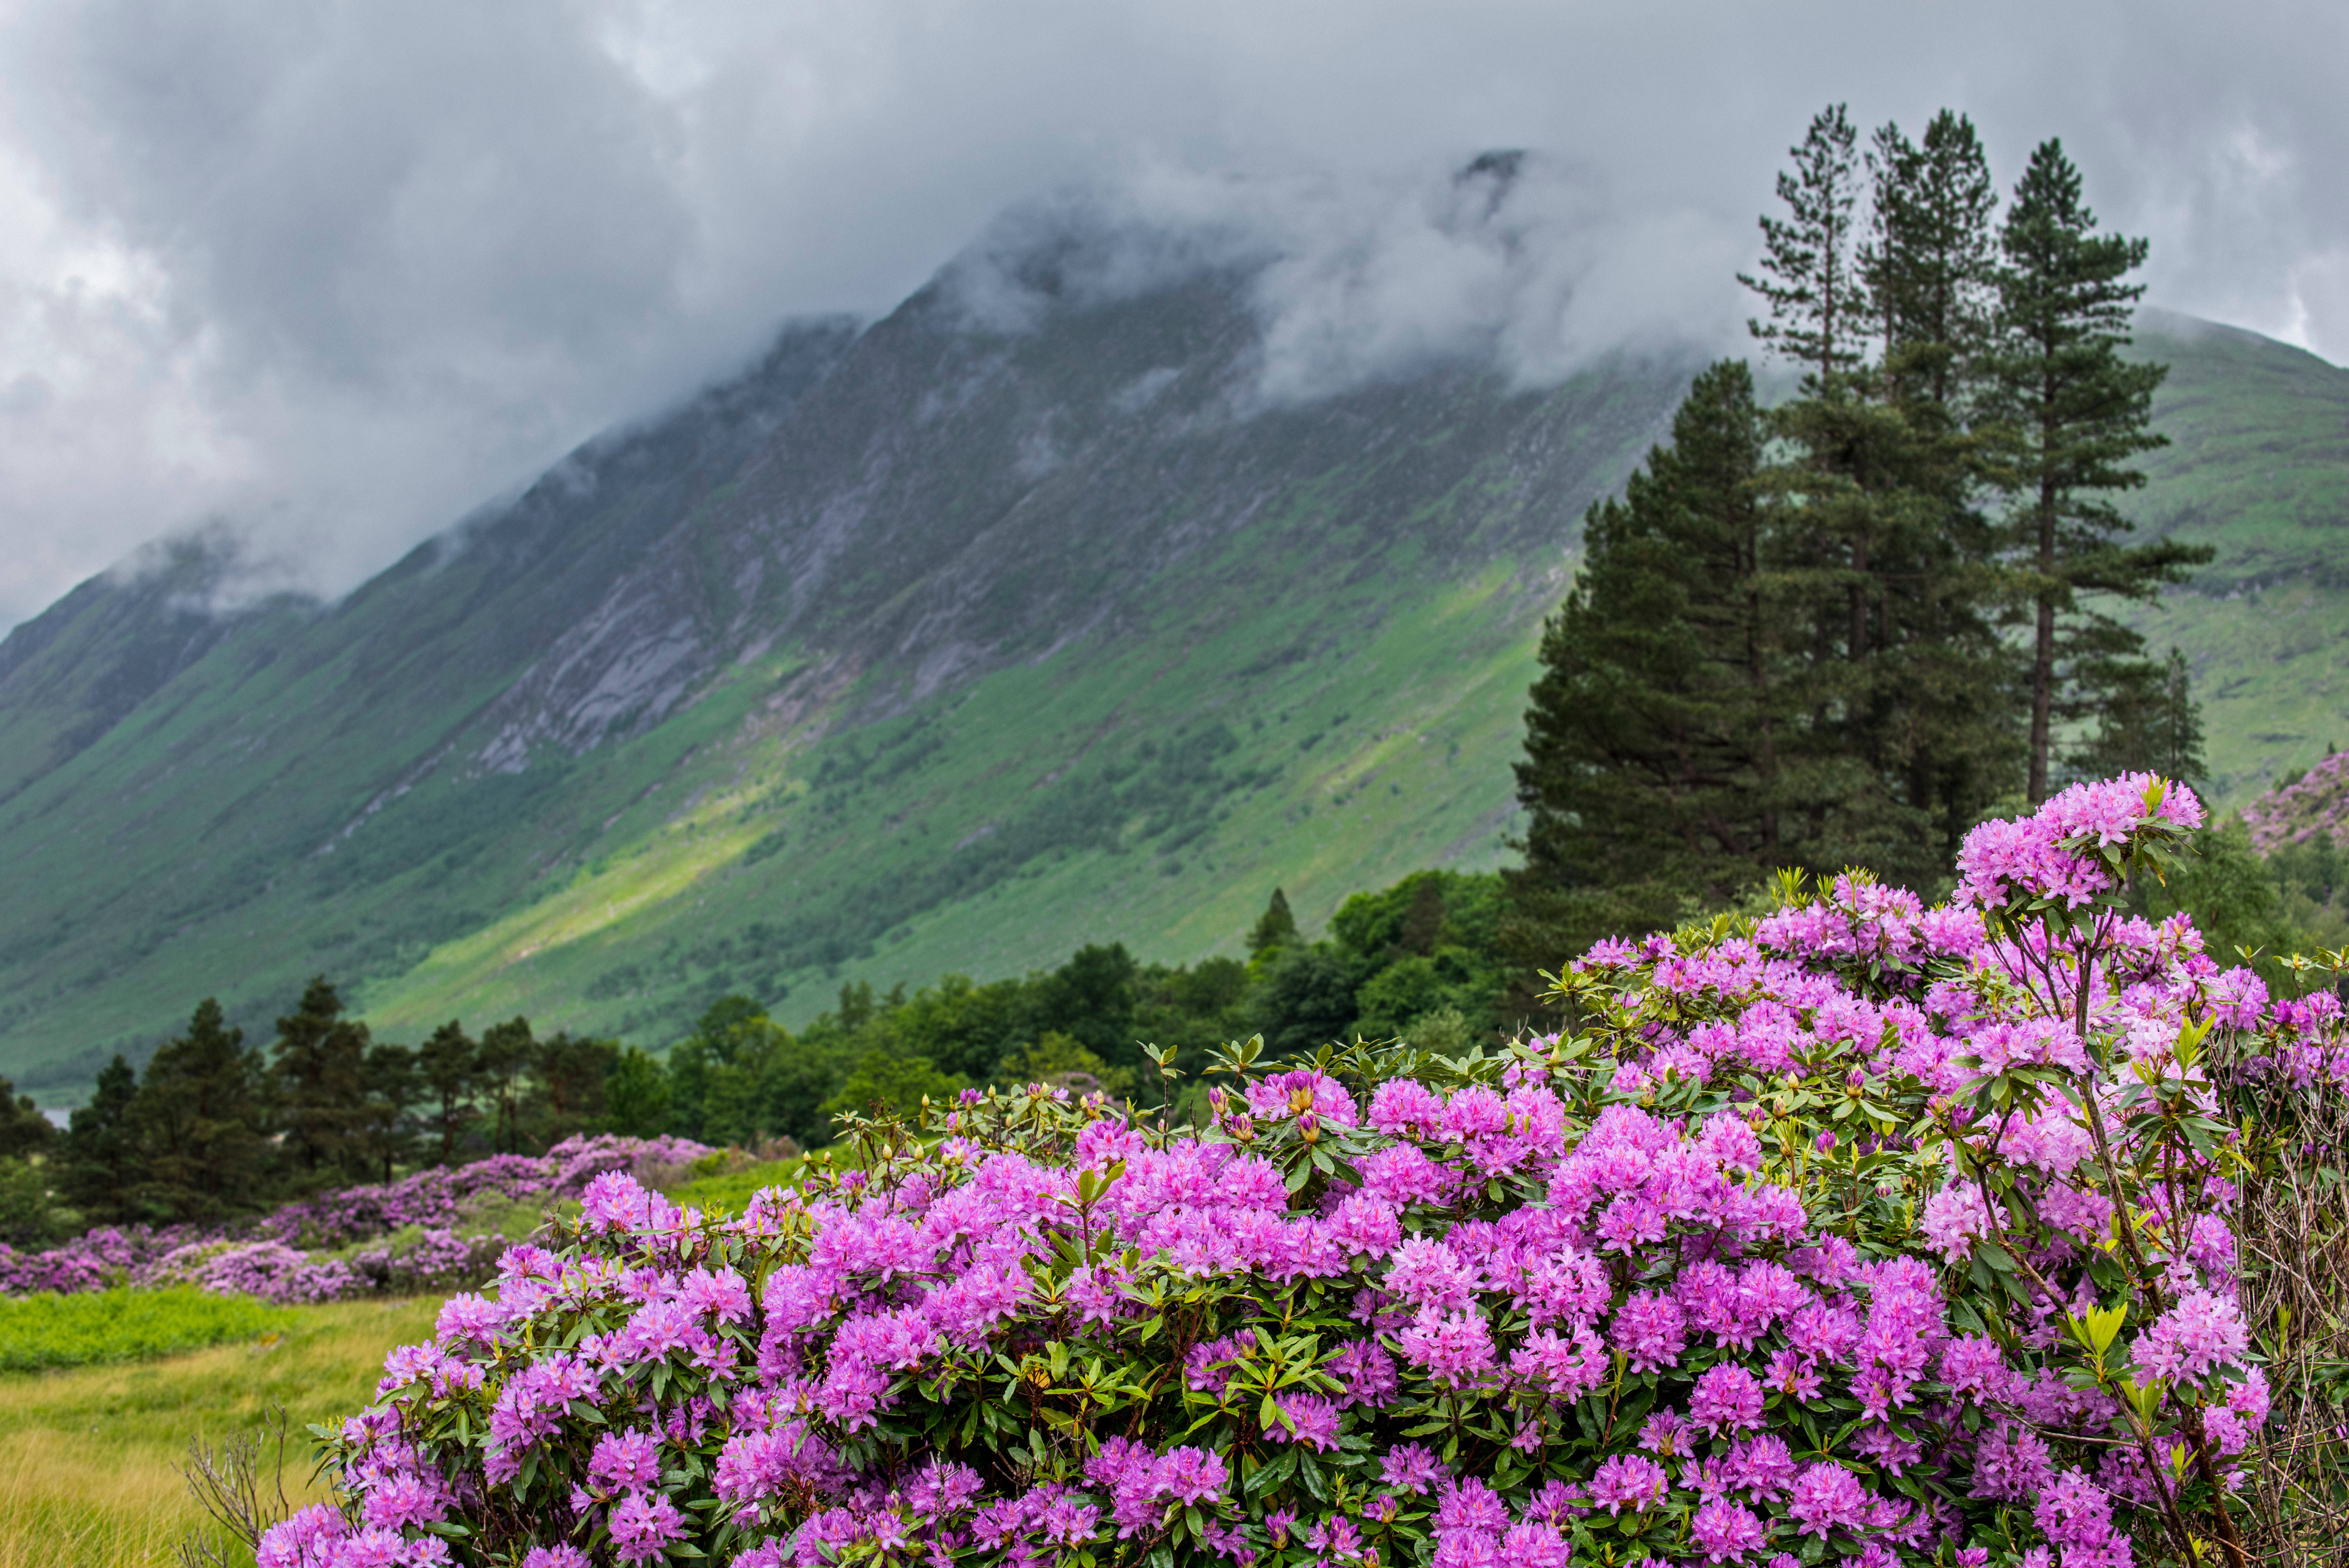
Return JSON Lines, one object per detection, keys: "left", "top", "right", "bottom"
{"left": 262, "top": 777, "right": 2340, "bottom": 1568}
{"left": 0, "top": 1284, "right": 289, "bottom": 1370}
{"left": 0, "top": 1135, "right": 712, "bottom": 1303}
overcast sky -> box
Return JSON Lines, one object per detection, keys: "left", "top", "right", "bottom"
{"left": 0, "top": 0, "right": 2342, "bottom": 631}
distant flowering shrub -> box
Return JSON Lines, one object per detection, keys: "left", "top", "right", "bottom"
{"left": 2240, "top": 750, "right": 2349, "bottom": 855}
{"left": 0, "top": 1135, "right": 712, "bottom": 1302}
{"left": 257, "top": 775, "right": 2335, "bottom": 1568}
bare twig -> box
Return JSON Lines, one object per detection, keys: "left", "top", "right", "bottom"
{"left": 176, "top": 1402, "right": 295, "bottom": 1568}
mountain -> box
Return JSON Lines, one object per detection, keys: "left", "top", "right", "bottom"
{"left": 2115, "top": 311, "right": 2349, "bottom": 804}
{"left": 0, "top": 218, "right": 1695, "bottom": 1102}
{"left": 1, "top": 221, "right": 2344, "bottom": 1106}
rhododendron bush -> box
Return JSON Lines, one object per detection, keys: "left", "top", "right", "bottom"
{"left": 267, "top": 777, "right": 2345, "bottom": 1568}
{"left": 0, "top": 1135, "right": 712, "bottom": 1302}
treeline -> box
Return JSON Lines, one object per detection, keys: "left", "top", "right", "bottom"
{"left": 1504, "top": 106, "right": 2212, "bottom": 964}
{"left": 658, "top": 869, "right": 1510, "bottom": 1149}
{"left": 0, "top": 868, "right": 1514, "bottom": 1243}
{"left": 0, "top": 977, "right": 666, "bottom": 1242}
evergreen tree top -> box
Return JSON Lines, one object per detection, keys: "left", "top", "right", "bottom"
{"left": 1740, "top": 103, "right": 1870, "bottom": 392}
{"left": 1248, "top": 887, "right": 1300, "bottom": 957}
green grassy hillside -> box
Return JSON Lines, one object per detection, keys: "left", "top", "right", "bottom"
{"left": 0, "top": 269, "right": 2342, "bottom": 1101}
{"left": 2122, "top": 310, "right": 2349, "bottom": 812}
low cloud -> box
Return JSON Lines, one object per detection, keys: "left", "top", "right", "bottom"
{"left": 0, "top": 0, "right": 2341, "bottom": 629}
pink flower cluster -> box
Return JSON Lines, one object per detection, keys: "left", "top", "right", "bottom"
{"left": 0, "top": 1135, "right": 711, "bottom": 1301}
{"left": 2242, "top": 748, "right": 2349, "bottom": 854}
{"left": 1955, "top": 773, "right": 2202, "bottom": 911}
{"left": 264, "top": 779, "right": 2333, "bottom": 1568}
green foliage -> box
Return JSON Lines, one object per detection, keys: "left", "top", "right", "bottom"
{"left": 1246, "top": 888, "right": 1300, "bottom": 957}
{"left": 2068, "top": 644, "right": 2207, "bottom": 786}
{"left": 0, "top": 1155, "right": 69, "bottom": 1247}
{"left": 603, "top": 1045, "right": 673, "bottom": 1137}
{"left": 993, "top": 1032, "right": 1134, "bottom": 1097}
{"left": 60, "top": 1053, "right": 142, "bottom": 1224}
{"left": 2262, "top": 829, "right": 2349, "bottom": 950}
{"left": 645, "top": 870, "right": 1517, "bottom": 1149}
{"left": 125, "top": 998, "right": 271, "bottom": 1222}
{"left": 818, "top": 1049, "right": 964, "bottom": 1123}
{"left": 1989, "top": 137, "right": 2212, "bottom": 799}
{"left": 0, "top": 1069, "right": 55, "bottom": 1159}
{"left": 269, "top": 977, "right": 373, "bottom": 1183}
{"left": 0, "top": 1287, "right": 289, "bottom": 1372}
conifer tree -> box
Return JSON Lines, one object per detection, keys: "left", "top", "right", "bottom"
{"left": 475, "top": 1017, "right": 536, "bottom": 1156}
{"left": 527, "top": 1032, "right": 618, "bottom": 1147}
{"left": 1395, "top": 877, "right": 1447, "bottom": 957}
{"left": 1740, "top": 105, "right": 1870, "bottom": 391}
{"left": 1864, "top": 111, "right": 2000, "bottom": 407}
{"left": 416, "top": 1021, "right": 479, "bottom": 1165}
{"left": 1750, "top": 106, "right": 2022, "bottom": 878}
{"left": 358, "top": 1039, "right": 419, "bottom": 1183}
{"left": 60, "top": 1053, "right": 143, "bottom": 1222}
{"left": 0, "top": 1073, "right": 54, "bottom": 1159}
{"left": 1985, "top": 139, "right": 2210, "bottom": 799}
{"left": 269, "top": 976, "right": 372, "bottom": 1182}
{"left": 1508, "top": 360, "right": 1806, "bottom": 955}
{"left": 1248, "top": 889, "right": 1300, "bottom": 957}
{"left": 604, "top": 1047, "right": 674, "bottom": 1139}
{"left": 128, "top": 998, "right": 270, "bottom": 1221}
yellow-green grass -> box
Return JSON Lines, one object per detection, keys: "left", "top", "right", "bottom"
{"left": 0, "top": 1296, "right": 437, "bottom": 1568}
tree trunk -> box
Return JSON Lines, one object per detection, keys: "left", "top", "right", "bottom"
{"left": 2028, "top": 479, "right": 2057, "bottom": 803}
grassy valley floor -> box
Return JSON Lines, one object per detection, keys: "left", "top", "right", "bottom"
{"left": 0, "top": 1297, "right": 438, "bottom": 1568}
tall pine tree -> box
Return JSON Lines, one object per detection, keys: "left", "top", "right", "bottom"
{"left": 475, "top": 1017, "right": 536, "bottom": 1156}
{"left": 1740, "top": 105, "right": 1870, "bottom": 391}
{"left": 417, "top": 1021, "right": 480, "bottom": 1165}
{"left": 1863, "top": 111, "right": 2000, "bottom": 408}
{"left": 1507, "top": 360, "right": 1807, "bottom": 959}
{"left": 269, "top": 976, "right": 372, "bottom": 1183}
{"left": 60, "top": 1054, "right": 143, "bottom": 1222}
{"left": 1985, "top": 139, "right": 2210, "bottom": 800}
{"left": 1248, "top": 889, "right": 1300, "bottom": 959}
{"left": 1751, "top": 107, "right": 2021, "bottom": 880}
{"left": 357, "top": 1039, "right": 419, "bottom": 1183}
{"left": 2069, "top": 645, "right": 2206, "bottom": 785}
{"left": 128, "top": 998, "right": 271, "bottom": 1221}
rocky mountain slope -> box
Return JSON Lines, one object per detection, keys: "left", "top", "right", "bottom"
{"left": 0, "top": 216, "right": 1693, "bottom": 1099}
{"left": 1, "top": 228, "right": 2343, "bottom": 1104}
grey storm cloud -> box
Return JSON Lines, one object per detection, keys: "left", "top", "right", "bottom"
{"left": 0, "top": 0, "right": 2344, "bottom": 628}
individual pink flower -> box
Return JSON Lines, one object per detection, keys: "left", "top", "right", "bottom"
{"left": 1689, "top": 1363, "right": 1766, "bottom": 1436}
{"left": 1588, "top": 1454, "right": 1668, "bottom": 1515}
{"left": 608, "top": 1491, "right": 686, "bottom": 1564}
{"left": 1691, "top": 1497, "right": 1770, "bottom": 1563}
{"left": 589, "top": 1430, "right": 665, "bottom": 1493}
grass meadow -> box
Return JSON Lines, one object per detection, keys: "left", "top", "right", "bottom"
{"left": 0, "top": 1297, "right": 438, "bottom": 1568}
{"left": 0, "top": 1168, "right": 807, "bottom": 1568}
